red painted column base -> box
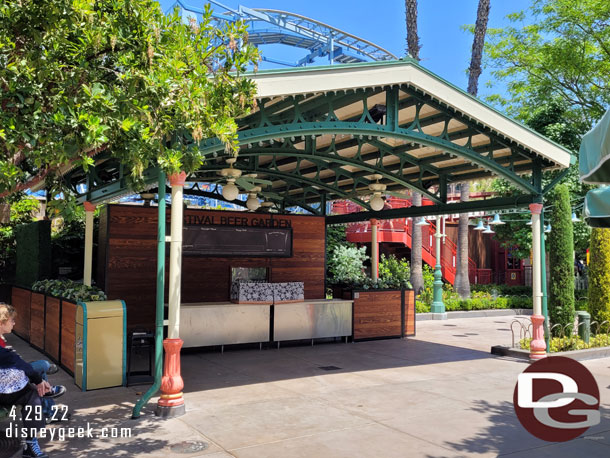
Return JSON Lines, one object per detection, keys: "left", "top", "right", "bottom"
{"left": 529, "top": 314, "right": 547, "bottom": 360}
{"left": 155, "top": 338, "right": 186, "bottom": 417}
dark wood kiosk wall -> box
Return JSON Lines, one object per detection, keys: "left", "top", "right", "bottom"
{"left": 97, "top": 205, "right": 326, "bottom": 330}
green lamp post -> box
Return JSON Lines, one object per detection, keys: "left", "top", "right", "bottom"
{"left": 431, "top": 216, "right": 446, "bottom": 318}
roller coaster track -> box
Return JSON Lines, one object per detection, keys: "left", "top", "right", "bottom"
{"left": 167, "top": 0, "right": 398, "bottom": 67}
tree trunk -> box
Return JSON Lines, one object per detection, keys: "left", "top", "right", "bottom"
{"left": 405, "top": 0, "right": 420, "bottom": 60}
{"left": 410, "top": 192, "right": 424, "bottom": 295}
{"left": 455, "top": 182, "right": 471, "bottom": 297}
{"left": 405, "top": 1, "right": 423, "bottom": 294}
{"left": 455, "top": 0, "right": 490, "bottom": 298}
{"left": 467, "top": 0, "right": 490, "bottom": 96}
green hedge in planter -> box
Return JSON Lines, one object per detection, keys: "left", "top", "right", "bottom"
{"left": 32, "top": 279, "right": 106, "bottom": 302}
{"left": 15, "top": 220, "right": 51, "bottom": 287}
{"left": 470, "top": 284, "right": 532, "bottom": 297}
{"left": 416, "top": 295, "right": 532, "bottom": 313}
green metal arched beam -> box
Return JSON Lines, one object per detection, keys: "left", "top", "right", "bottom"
{"left": 233, "top": 148, "right": 441, "bottom": 203}
{"left": 193, "top": 164, "right": 373, "bottom": 211}
{"left": 195, "top": 122, "right": 538, "bottom": 194}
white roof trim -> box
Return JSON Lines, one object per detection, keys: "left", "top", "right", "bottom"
{"left": 251, "top": 62, "right": 573, "bottom": 169}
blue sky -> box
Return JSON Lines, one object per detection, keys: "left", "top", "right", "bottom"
{"left": 160, "top": 0, "right": 532, "bottom": 102}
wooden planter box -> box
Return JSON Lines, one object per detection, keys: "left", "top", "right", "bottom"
{"left": 11, "top": 286, "right": 31, "bottom": 340}
{"left": 9, "top": 286, "right": 79, "bottom": 375}
{"left": 29, "top": 291, "right": 45, "bottom": 351}
{"left": 44, "top": 296, "right": 61, "bottom": 361}
{"left": 60, "top": 300, "right": 76, "bottom": 375}
{"left": 352, "top": 288, "right": 415, "bottom": 341}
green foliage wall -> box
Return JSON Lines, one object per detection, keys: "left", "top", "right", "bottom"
{"left": 0, "top": 195, "right": 39, "bottom": 283}
{"left": 15, "top": 220, "right": 51, "bottom": 287}
{"left": 588, "top": 228, "right": 610, "bottom": 324}
{"left": 548, "top": 184, "right": 575, "bottom": 327}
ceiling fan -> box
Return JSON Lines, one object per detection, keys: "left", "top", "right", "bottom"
{"left": 218, "top": 159, "right": 272, "bottom": 201}
{"left": 365, "top": 174, "right": 410, "bottom": 211}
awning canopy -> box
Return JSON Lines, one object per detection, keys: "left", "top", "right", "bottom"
{"left": 584, "top": 186, "right": 610, "bottom": 228}
{"left": 58, "top": 60, "right": 576, "bottom": 219}
{"left": 579, "top": 108, "right": 610, "bottom": 184}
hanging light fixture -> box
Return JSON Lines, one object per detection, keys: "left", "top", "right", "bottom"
{"left": 545, "top": 223, "right": 552, "bottom": 233}
{"left": 571, "top": 212, "right": 581, "bottom": 223}
{"left": 369, "top": 192, "right": 385, "bottom": 211}
{"left": 474, "top": 220, "right": 486, "bottom": 231}
{"left": 483, "top": 224, "right": 495, "bottom": 234}
{"left": 415, "top": 217, "right": 429, "bottom": 226}
{"left": 222, "top": 179, "right": 239, "bottom": 201}
{"left": 219, "top": 158, "right": 242, "bottom": 201}
{"left": 246, "top": 193, "right": 260, "bottom": 211}
{"left": 489, "top": 214, "right": 505, "bottom": 225}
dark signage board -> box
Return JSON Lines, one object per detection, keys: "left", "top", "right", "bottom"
{"left": 182, "top": 225, "right": 292, "bottom": 257}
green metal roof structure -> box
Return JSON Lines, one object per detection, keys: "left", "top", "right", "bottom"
{"left": 62, "top": 60, "right": 576, "bottom": 221}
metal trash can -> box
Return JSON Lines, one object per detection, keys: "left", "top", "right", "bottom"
{"left": 127, "top": 330, "right": 155, "bottom": 386}
{"left": 75, "top": 300, "right": 126, "bottom": 391}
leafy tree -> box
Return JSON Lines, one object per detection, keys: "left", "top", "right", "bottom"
{"left": 588, "top": 228, "right": 610, "bottom": 324}
{"left": 485, "top": 0, "right": 610, "bottom": 126}
{"left": 0, "top": 0, "right": 259, "bottom": 205}
{"left": 547, "top": 184, "right": 575, "bottom": 328}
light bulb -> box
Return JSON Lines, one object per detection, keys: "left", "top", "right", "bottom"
{"left": 222, "top": 181, "right": 239, "bottom": 201}
{"left": 246, "top": 194, "right": 260, "bottom": 211}
{"left": 370, "top": 194, "right": 384, "bottom": 211}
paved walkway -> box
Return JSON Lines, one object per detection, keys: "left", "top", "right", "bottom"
{"left": 2, "top": 315, "right": 609, "bottom": 457}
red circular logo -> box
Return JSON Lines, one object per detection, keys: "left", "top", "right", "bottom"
{"left": 513, "top": 356, "right": 600, "bottom": 442}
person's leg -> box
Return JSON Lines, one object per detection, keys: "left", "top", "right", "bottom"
{"left": 41, "top": 397, "right": 54, "bottom": 419}
{"left": 5, "top": 385, "right": 48, "bottom": 457}
{"left": 28, "top": 360, "right": 50, "bottom": 381}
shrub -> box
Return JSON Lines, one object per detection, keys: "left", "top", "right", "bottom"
{"left": 418, "top": 264, "right": 435, "bottom": 305}
{"left": 471, "top": 284, "right": 532, "bottom": 296}
{"left": 520, "top": 334, "right": 610, "bottom": 353}
{"left": 548, "top": 184, "right": 575, "bottom": 327}
{"left": 416, "top": 301, "right": 430, "bottom": 313}
{"left": 378, "top": 254, "right": 412, "bottom": 289}
{"left": 32, "top": 279, "right": 107, "bottom": 302}
{"left": 416, "top": 294, "right": 532, "bottom": 313}
{"left": 588, "top": 228, "right": 610, "bottom": 324}
{"left": 327, "top": 245, "right": 369, "bottom": 286}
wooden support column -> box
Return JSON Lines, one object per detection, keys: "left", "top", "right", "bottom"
{"left": 529, "top": 203, "right": 547, "bottom": 360}
{"left": 157, "top": 171, "right": 187, "bottom": 418}
{"left": 371, "top": 218, "right": 379, "bottom": 281}
{"left": 83, "top": 201, "right": 96, "bottom": 286}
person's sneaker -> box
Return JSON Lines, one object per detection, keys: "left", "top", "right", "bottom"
{"left": 43, "top": 385, "right": 66, "bottom": 399}
{"left": 46, "top": 364, "right": 59, "bottom": 375}
{"left": 23, "top": 438, "right": 48, "bottom": 458}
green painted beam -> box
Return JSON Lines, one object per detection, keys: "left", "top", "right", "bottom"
{"left": 326, "top": 194, "right": 536, "bottom": 224}
{"left": 192, "top": 166, "right": 372, "bottom": 210}
{"left": 234, "top": 148, "right": 443, "bottom": 203}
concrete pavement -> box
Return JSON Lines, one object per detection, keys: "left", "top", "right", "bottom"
{"left": 2, "top": 315, "right": 609, "bottom": 457}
